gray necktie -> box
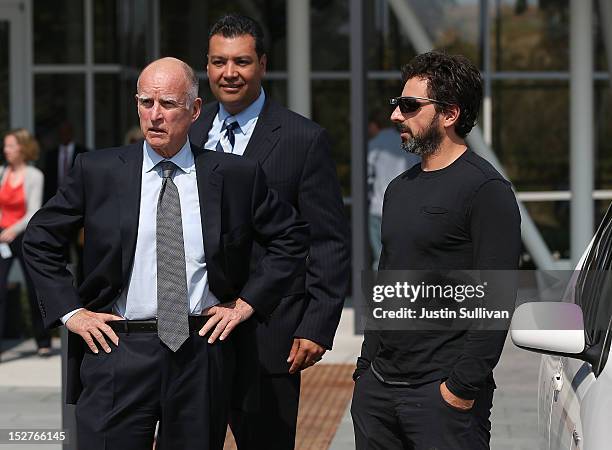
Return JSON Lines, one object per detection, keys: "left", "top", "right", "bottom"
{"left": 156, "top": 161, "right": 190, "bottom": 352}
{"left": 216, "top": 119, "right": 240, "bottom": 153}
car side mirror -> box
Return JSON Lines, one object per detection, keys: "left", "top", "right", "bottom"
{"left": 510, "top": 302, "right": 586, "bottom": 355}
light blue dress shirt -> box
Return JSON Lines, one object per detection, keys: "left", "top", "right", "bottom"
{"left": 205, "top": 88, "right": 266, "bottom": 155}
{"left": 61, "top": 139, "right": 219, "bottom": 324}
{"left": 113, "top": 139, "right": 220, "bottom": 319}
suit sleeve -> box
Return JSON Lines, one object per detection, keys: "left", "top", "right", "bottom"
{"left": 293, "top": 128, "right": 350, "bottom": 349}
{"left": 22, "top": 155, "right": 86, "bottom": 329}
{"left": 239, "top": 163, "right": 310, "bottom": 318}
{"left": 445, "top": 179, "right": 521, "bottom": 400}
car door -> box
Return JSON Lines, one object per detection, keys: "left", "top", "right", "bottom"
{"left": 539, "top": 354, "right": 562, "bottom": 449}
{"left": 544, "top": 203, "right": 612, "bottom": 449}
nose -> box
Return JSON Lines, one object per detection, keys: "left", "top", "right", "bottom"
{"left": 390, "top": 106, "right": 403, "bottom": 123}
{"left": 222, "top": 62, "right": 238, "bottom": 79}
{"left": 150, "top": 102, "right": 163, "bottom": 121}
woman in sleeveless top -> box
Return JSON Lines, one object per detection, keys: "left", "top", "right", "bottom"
{"left": 0, "top": 128, "right": 49, "bottom": 360}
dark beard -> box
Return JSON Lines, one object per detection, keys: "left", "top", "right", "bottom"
{"left": 400, "top": 113, "right": 443, "bottom": 156}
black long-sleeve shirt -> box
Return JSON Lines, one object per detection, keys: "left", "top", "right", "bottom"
{"left": 355, "top": 149, "right": 521, "bottom": 400}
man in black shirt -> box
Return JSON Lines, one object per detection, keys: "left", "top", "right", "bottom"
{"left": 351, "top": 52, "right": 521, "bottom": 450}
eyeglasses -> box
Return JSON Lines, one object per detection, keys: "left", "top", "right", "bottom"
{"left": 390, "top": 96, "right": 451, "bottom": 114}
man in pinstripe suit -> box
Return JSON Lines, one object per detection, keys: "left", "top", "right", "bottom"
{"left": 189, "top": 13, "right": 350, "bottom": 450}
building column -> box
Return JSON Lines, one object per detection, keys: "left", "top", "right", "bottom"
{"left": 287, "top": 0, "right": 311, "bottom": 118}
{"left": 570, "top": 0, "right": 594, "bottom": 264}
{"left": 350, "top": 0, "right": 367, "bottom": 332}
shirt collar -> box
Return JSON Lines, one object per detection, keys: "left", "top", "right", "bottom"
{"left": 143, "top": 138, "right": 194, "bottom": 174}
{"left": 218, "top": 88, "right": 266, "bottom": 136}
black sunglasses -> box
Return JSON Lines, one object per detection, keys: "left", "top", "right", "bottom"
{"left": 390, "top": 96, "right": 451, "bottom": 114}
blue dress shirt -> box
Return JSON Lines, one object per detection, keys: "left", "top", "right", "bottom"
{"left": 205, "top": 88, "right": 266, "bottom": 155}
{"left": 113, "top": 139, "right": 220, "bottom": 319}
{"left": 60, "top": 139, "right": 220, "bottom": 324}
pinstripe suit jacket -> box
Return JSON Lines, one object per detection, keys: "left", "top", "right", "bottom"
{"left": 190, "top": 98, "right": 350, "bottom": 374}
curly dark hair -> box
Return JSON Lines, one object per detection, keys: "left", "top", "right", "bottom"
{"left": 208, "top": 13, "right": 266, "bottom": 58}
{"left": 401, "top": 51, "right": 482, "bottom": 138}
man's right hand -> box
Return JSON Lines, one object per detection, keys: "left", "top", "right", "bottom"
{"left": 65, "top": 310, "right": 122, "bottom": 354}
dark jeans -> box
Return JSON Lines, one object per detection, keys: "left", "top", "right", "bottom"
{"left": 0, "top": 232, "right": 51, "bottom": 352}
{"left": 351, "top": 367, "right": 494, "bottom": 450}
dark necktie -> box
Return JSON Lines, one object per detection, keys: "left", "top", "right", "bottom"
{"left": 156, "top": 161, "right": 190, "bottom": 352}
{"left": 216, "top": 119, "right": 240, "bottom": 153}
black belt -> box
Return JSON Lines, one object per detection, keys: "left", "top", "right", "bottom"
{"left": 108, "top": 316, "right": 209, "bottom": 333}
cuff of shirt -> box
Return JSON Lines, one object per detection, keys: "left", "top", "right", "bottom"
{"left": 444, "top": 377, "right": 478, "bottom": 401}
{"left": 60, "top": 308, "right": 84, "bottom": 325}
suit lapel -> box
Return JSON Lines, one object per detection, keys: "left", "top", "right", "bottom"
{"left": 243, "top": 98, "right": 281, "bottom": 163}
{"left": 193, "top": 146, "right": 224, "bottom": 274}
{"left": 117, "top": 144, "right": 143, "bottom": 284}
{"left": 192, "top": 103, "right": 218, "bottom": 149}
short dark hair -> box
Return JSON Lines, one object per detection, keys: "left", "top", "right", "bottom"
{"left": 401, "top": 51, "right": 482, "bottom": 138}
{"left": 208, "top": 13, "right": 266, "bottom": 58}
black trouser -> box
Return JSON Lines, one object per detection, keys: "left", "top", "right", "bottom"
{"left": 0, "top": 233, "right": 51, "bottom": 351}
{"left": 76, "top": 331, "right": 235, "bottom": 450}
{"left": 230, "top": 372, "right": 301, "bottom": 450}
{"left": 351, "top": 368, "right": 494, "bottom": 450}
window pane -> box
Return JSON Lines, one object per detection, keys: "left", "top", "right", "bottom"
{"left": 596, "top": 81, "right": 612, "bottom": 190}
{"left": 575, "top": 202, "right": 612, "bottom": 357}
{"left": 115, "top": 0, "right": 151, "bottom": 68}
{"left": 34, "top": 74, "right": 85, "bottom": 153}
{"left": 95, "top": 74, "right": 140, "bottom": 149}
{"left": 368, "top": 79, "right": 402, "bottom": 125}
{"left": 0, "top": 21, "right": 9, "bottom": 134}
{"left": 366, "top": 0, "right": 415, "bottom": 71}
{"left": 311, "top": 0, "right": 349, "bottom": 71}
{"left": 492, "top": 80, "right": 569, "bottom": 191}
{"left": 94, "top": 0, "right": 119, "bottom": 64}
{"left": 312, "top": 80, "right": 350, "bottom": 197}
{"left": 595, "top": 10, "right": 608, "bottom": 72}
{"left": 95, "top": 74, "right": 119, "bottom": 148}
{"left": 34, "top": 0, "right": 84, "bottom": 64}
{"left": 492, "top": 0, "right": 569, "bottom": 71}
{"left": 159, "top": 0, "right": 287, "bottom": 71}
{"left": 261, "top": 79, "right": 287, "bottom": 108}
{"left": 523, "top": 201, "right": 569, "bottom": 260}
{"left": 369, "top": 0, "right": 480, "bottom": 71}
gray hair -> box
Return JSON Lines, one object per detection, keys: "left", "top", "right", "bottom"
{"left": 137, "top": 57, "right": 199, "bottom": 108}
{"left": 182, "top": 62, "right": 199, "bottom": 107}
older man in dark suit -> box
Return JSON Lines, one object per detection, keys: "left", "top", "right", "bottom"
{"left": 189, "top": 13, "right": 349, "bottom": 450}
{"left": 23, "top": 57, "right": 308, "bottom": 450}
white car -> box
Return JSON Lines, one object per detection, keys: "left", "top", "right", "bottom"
{"left": 511, "top": 207, "right": 612, "bottom": 450}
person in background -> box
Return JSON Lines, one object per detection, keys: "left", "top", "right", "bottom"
{"left": 124, "top": 125, "right": 145, "bottom": 145}
{"left": 0, "top": 128, "right": 50, "bottom": 359}
{"left": 189, "top": 14, "right": 349, "bottom": 450}
{"left": 42, "top": 122, "right": 88, "bottom": 203}
{"left": 367, "top": 110, "right": 420, "bottom": 269}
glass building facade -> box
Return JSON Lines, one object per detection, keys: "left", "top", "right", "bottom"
{"left": 0, "top": 0, "right": 609, "bottom": 263}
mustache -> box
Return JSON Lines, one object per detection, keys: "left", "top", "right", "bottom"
{"left": 396, "top": 124, "right": 411, "bottom": 134}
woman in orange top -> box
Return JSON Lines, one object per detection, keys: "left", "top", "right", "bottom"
{"left": 0, "top": 129, "right": 49, "bottom": 359}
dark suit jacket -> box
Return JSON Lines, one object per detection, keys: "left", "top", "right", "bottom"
{"left": 189, "top": 99, "right": 349, "bottom": 374}
{"left": 22, "top": 142, "right": 309, "bottom": 404}
{"left": 42, "top": 143, "right": 88, "bottom": 203}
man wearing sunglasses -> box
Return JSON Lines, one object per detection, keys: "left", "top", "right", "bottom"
{"left": 351, "top": 52, "right": 521, "bottom": 449}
